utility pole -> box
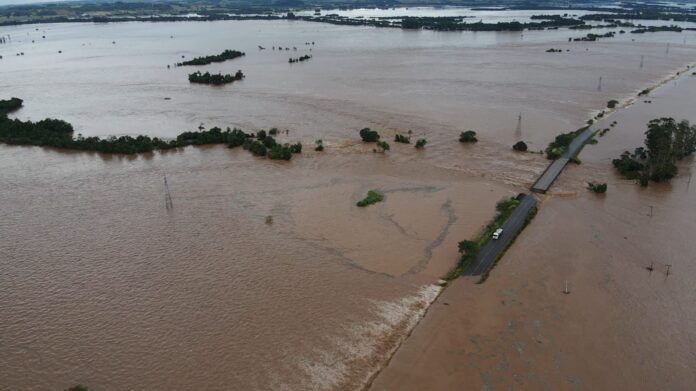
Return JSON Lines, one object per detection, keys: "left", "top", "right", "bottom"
{"left": 563, "top": 280, "right": 570, "bottom": 294}
{"left": 640, "top": 55, "right": 644, "bottom": 70}
{"left": 597, "top": 76, "right": 602, "bottom": 92}
{"left": 665, "top": 264, "right": 672, "bottom": 276}
{"left": 164, "top": 174, "right": 173, "bottom": 209}
{"left": 515, "top": 112, "right": 522, "bottom": 140}
{"left": 646, "top": 261, "right": 654, "bottom": 272}
{"left": 648, "top": 205, "right": 653, "bottom": 218}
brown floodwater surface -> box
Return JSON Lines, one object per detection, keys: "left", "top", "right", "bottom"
{"left": 371, "top": 70, "right": 696, "bottom": 391}
{"left": 2, "top": 18, "right": 696, "bottom": 390}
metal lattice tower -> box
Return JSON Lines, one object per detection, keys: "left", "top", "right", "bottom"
{"left": 164, "top": 175, "right": 173, "bottom": 209}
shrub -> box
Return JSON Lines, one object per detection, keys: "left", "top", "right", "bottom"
{"left": 587, "top": 182, "right": 607, "bottom": 193}
{"left": 359, "top": 128, "right": 380, "bottom": 142}
{"left": 268, "top": 144, "right": 292, "bottom": 160}
{"left": 256, "top": 130, "right": 267, "bottom": 140}
{"left": 356, "top": 190, "right": 384, "bottom": 207}
{"left": 394, "top": 134, "right": 410, "bottom": 143}
{"left": 415, "top": 138, "right": 427, "bottom": 149}
{"left": 315, "top": 139, "right": 324, "bottom": 151}
{"left": 512, "top": 141, "right": 528, "bottom": 151}
{"left": 607, "top": 99, "right": 619, "bottom": 109}
{"left": 376, "top": 141, "right": 390, "bottom": 152}
{"left": 459, "top": 130, "right": 478, "bottom": 143}
{"left": 290, "top": 142, "right": 302, "bottom": 153}
{"left": 269, "top": 128, "right": 279, "bottom": 136}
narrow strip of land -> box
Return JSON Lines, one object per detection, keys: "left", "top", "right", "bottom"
{"left": 464, "top": 194, "right": 537, "bottom": 276}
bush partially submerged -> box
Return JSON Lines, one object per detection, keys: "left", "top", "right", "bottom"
{"left": 356, "top": 190, "right": 384, "bottom": 207}
{"left": 512, "top": 141, "right": 528, "bottom": 151}
{"left": 359, "top": 128, "right": 380, "bottom": 142}
{"left": 415, "top": 138, "right": 427, "bottom": 149}
{"left": 587, "top": 182, "right": 607, "bottom": 193}
{"left": 459, "top": 130, "right": 478, "bottom": 143}
{"left": 394, "top": 134, "right": 410, "bottom": 143}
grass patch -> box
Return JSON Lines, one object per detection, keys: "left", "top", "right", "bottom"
{"left": 356, "top": 190, "right": 384, "bottom": 207}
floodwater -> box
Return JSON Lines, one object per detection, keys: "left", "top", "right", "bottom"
{"left": 1, "top": 18, "right": 696, "bottom": 390}
{"left": 371, "top": 71, "right": 696, "bottom": 390}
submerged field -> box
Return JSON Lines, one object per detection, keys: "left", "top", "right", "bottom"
{"left": 1, "top": 15, "right": 696, "bottom": 390}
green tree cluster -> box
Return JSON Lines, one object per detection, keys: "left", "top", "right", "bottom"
{"left": 513, "top": 141, "right": 528, "bottom": 151}
{"left": 188, "top": 70, "right": 244, "bottom": 85}
{"left": 613, "top": 118, "right": 696, "bottom": 185}
{"left": 394, "top": 134, "right": 410, "bottom": 144}
{"left": 177, "top": 49, "right": 245, "bottom": 66}
{"left": 415, "top": 138, "right": 427, "bottom": 149}
{"left": 359, "top": 128, "right": 380, "bottom": 142}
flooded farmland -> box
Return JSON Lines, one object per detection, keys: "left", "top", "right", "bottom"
{"left": 1, "top": 15, "right": 696, "bottom": 390}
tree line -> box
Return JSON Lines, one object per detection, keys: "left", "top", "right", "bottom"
{"left": 188, "top": 70, "right": 244, "bottom": 85}
{"left": 0, "top": 97, "right": 302, "bottom": 158}
{"left": 613, "top": 118, "right": 696, "bottom": 186}
{"left": 177, "top": 49, "right": 245, "bottom": 66}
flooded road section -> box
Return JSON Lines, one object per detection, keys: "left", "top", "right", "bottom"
{"left": 1, "top": 18, "right": 696, "bottom": 390}
{"left": 371, "top": 73, "right": 696, "bottom": 391}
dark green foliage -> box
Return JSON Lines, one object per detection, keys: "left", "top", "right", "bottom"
{"left": 545, "top": 48, "right": 562, "bottom": 53}
{"left": 359, "top": 128, "right": 380, "bottom": 142}
{"left": 545, "top": 127, "right": 587, "bottom": 159}
{"left": 227, "top": 128, "right": 251, "bottom": 148}
{"left": 268, "top": 144, "right": 292, "bottom": 160}
{"left": 188, "top": 70, "right": 244, "bottom": 85}
{"left": 288, "top": 55, "right": 311, "bottom": 63}
{"left": 256, "top": 130, "right": 267, "bottom": 140}
{"left": 415, "top": 138, "right": 427, "bottom": 149}
{"left": 394, "top": 134, "right": 410, "bottom": 144}
{"left": 356, "top": 190, "right": 384, "bottom": 207}
{"left": 638, "top": 88, "right": 651, "bottom": 96}
{"left": 243, "top": 139, "right": 267, "bottom": 156}
{"left": 269, "top": 128, "right": 279, "bottom": 136}
{"left": 399, "top": 16, "right": 583, "bottom": 31}
{"left": 587, "top": 182, "right": 608, "bottom": 193}
{"left": 262, "top": 135, "right": 277, "bottom": 148}
{"left": 613, "top": 118, "right": 696, "bottom": 185}
{"left": 459, "top": 130, "right": 478, "bottom": 143}
{"left": 607, "top": 99, "right": 619, "bottom": 109}
{"left": 290, "top": 142, "right": 302, "bottom": 154}
{"left": 0, "top": 97, "right": 22, "bottom": 114}
{"left": 376, "top": 141, "right": 390, "bottom": 152}
{"left": 65, "top": 386, "right": 88, "bottom": 391}
{"left": 177, "top": 49, "right": 244, "bottom": 66}
{"left": 314, "top": 139, "right": 324, "bottom": 151}
{"left": 512, "top": 141, "right": 528, "bottom": 152}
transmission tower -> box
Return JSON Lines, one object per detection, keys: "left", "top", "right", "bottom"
{"left": 640, "top": 55, "right": 644, "bottom": 69}
{"left": 164, "top": 174, "right": 173, "bottom": 209}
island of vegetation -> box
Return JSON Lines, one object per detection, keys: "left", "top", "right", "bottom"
{"left": 459, "top": 130, "right": 478, "bottom": 143}
{"left": 188, "top": 70, "right": 245, "bottom": 85}
{"left": 356, "top": 190, "right": 384, "bottom": 207}
{"left": 0, "top": 97, "right": 303, "bottom": 159}
{"left": 394, "top": 134, "right": 410, "bottom": 144}
{"left": 415, "top": 138, "right": 427, "bottom": 149}
{"left": 289, "top": 55, "right": 311, "bottom": 63}
{"left": 177, "top": 49, "right": 245, "bottom": 66}
{"left": 613, "top": 118, "right": 695, "bottom": 186}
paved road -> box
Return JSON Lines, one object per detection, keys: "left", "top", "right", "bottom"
{"left": 464, "top": 194, "right": 537, "bottom": 276}
{"left": 531, "top": 127, "right": 595, "bottom": 193}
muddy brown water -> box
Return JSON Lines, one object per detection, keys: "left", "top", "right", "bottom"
{"left": 371, "top": 71, "right": 696, "bottom": 391}
{"left": 1, "top": 19, "right": 696, "bottom": 390}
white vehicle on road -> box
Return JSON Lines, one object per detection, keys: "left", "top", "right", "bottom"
{"left": 492, "top": 228, "right": 504, "bottom": 240}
